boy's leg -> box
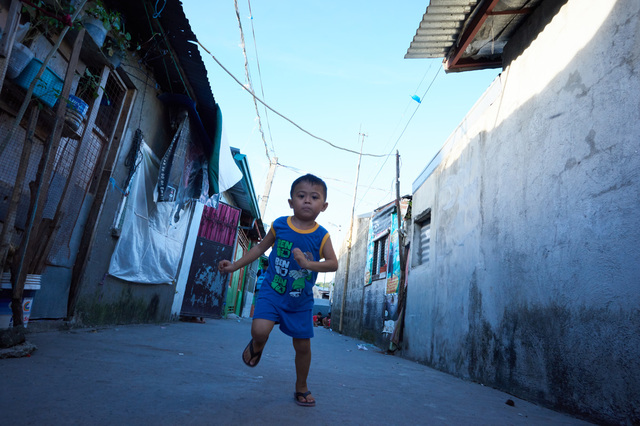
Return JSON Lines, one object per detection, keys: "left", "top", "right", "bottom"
{"left": 292, "top": 338, "right": 314, "bottom": 404}
{"left": 243, "top": 318, "right": 274, "bottom": 365}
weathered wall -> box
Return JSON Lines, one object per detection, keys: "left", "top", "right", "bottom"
{"left": 360, "top": 279, "right": 387, "bottom": 346}
{"left": 404, "top": 0, "right": 640, "bottom": 424}
{"left": 334, "top": 212, "right": 395, "bottom": 347}
{"left": 73, "top": 52, "right": 178, "bottom": 325}
{"left": 333, "top": 215, "right": 369, "bottom": 338}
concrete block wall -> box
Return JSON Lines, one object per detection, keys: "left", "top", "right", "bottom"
{"left": 404, "top": 0, "right": 640, "bottom": 423}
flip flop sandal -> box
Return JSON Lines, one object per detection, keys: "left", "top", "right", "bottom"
{"left": 242, "top": 339, "right": 263, "bottom": 367}
{"left": 294, "top": 391, "right": 316, "bottom": 407}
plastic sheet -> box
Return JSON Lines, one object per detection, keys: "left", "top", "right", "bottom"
{"left": 108, "top": 142, "right": 191, "bottom": 284}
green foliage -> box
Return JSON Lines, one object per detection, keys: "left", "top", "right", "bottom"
{"left": 84, "top": 0, "right": 132, "bottom": 57}
{"left": 20, "top": 1, "right": 82, "bottom": 45}
{"left": 75, "top": 68, "right": 103, "bottom": 100}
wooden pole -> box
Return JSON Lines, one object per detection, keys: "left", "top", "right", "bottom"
{"left": 0, "top": 0, "right": 87, "bottom": 158}
{"left": 395, "top": 150, "right": 405, "bottom": 273}
{"left": 339, "top": 132, "right": 365, "bottom": 333}
{"left": 259, "top": 156, "right": 277, "bottom": 218}
{"left": 0, "top": 106, "right": 39, "bottom": 271}
{"left": 10, "top": 25, "right": 86, "bottom": 327}
{"left": 391, "top": 150, "right": 407, "bottom": 347}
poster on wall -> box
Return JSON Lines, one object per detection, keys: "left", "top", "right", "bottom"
{"left": 364, "top": 219, "right": 374, "bottom": 286}
{"left": 386, "top": 209, "right": 401, "bottom": 294}
{"left": 384, "top": 209, "right": 401, "bottom": 321}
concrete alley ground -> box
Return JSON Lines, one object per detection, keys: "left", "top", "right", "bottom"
{"left": 1, "top": 318, "right": 591, "bottom": 425}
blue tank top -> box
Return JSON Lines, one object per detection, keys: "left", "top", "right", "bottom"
{"left": 258, "top": 216, "right": 330, "bottom": 311}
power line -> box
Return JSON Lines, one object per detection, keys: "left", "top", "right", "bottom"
{"left": 193, "top": 39, "right": 388, "bottom": 158}
{"left": 276, "top": 161, "right": 387, "bottom": 192}
{"left": 246, "top": 0, "right": 276, "bottom": 156}
{"left": 356, "top": 64, "right": 443, "bottom": 210}
{"left": 234, "top": 0, "right": 270, "bottom": 161}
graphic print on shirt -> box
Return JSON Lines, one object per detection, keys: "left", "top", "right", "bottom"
{"left": 288, "top": 251, "right": 312, "bottom": 298}
{"left": 270, "top": 239, "right": 312, "bottom": 296}
{"left": 271, "top": 239, "right": 293, "bottom": 294}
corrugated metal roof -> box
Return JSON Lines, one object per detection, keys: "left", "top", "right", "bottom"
{"left": 406, "top": 0, "right": 543, "bottom": 72}
{"left": 406, "top": 1, "right": 478, "bottom": 59}
{"left": 104, "top": 0, "right": 218, "bottom": 153}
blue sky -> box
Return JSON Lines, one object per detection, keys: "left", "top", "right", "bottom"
{"left": 182, "top": 1, "right": 499, "bottom": 245}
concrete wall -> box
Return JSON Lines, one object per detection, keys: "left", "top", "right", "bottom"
{"left": 73, "top": 52, "right": 178, "bottom": 325}
{"left": 333, "top": 214, "right": 391, "bottom": 347}
{"left": 333, "top": 215, "right": 369, "bottom": 338}
{"left": 404, "top": 0, "right": 640, "bottom": 424}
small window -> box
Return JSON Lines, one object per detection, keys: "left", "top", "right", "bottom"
{"left": 413, "top": 209, "right": 431, "bottom": 267}
{"left": 372, "top": 233, "right": 389, "bottom": 280}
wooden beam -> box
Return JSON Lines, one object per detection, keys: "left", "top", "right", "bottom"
{"left": 445, "top": 0, "right": 501, "bottom": 71}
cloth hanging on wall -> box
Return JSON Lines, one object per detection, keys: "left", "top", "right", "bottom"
{"left": 108, "top": 142, "right": 192, "bottom": 284}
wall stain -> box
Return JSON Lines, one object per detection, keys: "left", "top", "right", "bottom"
{"left": 564, "top": 71, "right": 589, "bottom": 98}
{"left": 76, "top": 287, "right": 168, "bottom": 326}
{"left": 464, "top": 293, "right": 640, "bottom": 425}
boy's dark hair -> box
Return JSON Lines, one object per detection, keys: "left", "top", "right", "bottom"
{"left": 290, "top": 174, "right": 327, "bottom": 199}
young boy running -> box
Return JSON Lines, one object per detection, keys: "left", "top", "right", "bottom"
{"left": 218, "top": 174, "right": 339, "bottom": 407}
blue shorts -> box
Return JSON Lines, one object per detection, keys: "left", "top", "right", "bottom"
{"left": 253, "top": 298, "right": 314, "bottom": 339}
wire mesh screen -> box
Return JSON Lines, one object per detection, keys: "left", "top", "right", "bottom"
{"left": 96, "top": 73, "right": 125, "bottom": 136}
{"left": 47, "top": 72, "right": 127, "bottom": 265}
{"left": 0, "top": 110, "right": 45, "bottom": 232}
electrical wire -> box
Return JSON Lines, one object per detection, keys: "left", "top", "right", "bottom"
{"left": 247, "top": 0, "right": 276, "bottom": 156}
{"left": 193, "top": 39, "right": 387, "bottom": 158}
{"left": 275, "top": 163, "right": 387, "bottom": 202}
{"left": 153, "top": 0, "right": 167, "bottom": 18}
{"left": 382, "top": 61, "right": 434, "bottom": 154}
{"left": 234, "top": 0, "right": 271, "bottom": 161}
{"left": 276, "top": 161, "right": 386, "bottom": 191}
{"left": 355, "top": 64, "right": 443, "bottom": 209}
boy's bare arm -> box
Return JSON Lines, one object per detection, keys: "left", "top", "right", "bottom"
{"left": 292, "top": 236, "right": 339, "bottom": 273}
{"left": 218, "top": 231, "right": 275, "bottom": 273}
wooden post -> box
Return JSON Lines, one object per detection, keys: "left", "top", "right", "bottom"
{"left": 10, "top": 26, "right": 86, "bottom": 327}
{"left": 339, "top": 132, "right": 365, "bottom": 333}
{"left": 0, "top": 0, "right": 23, "bottom": 94}
{"left": 395, "top": 151, "right": 405, "bottom": 274}
{"left": 0, "top": 106, "right": 39, "bottom": 271}
{"left": 259, "top": 157, "right": 277, "bottom": 218}
{"left": 391, "top": 150, "right": 406, "bottom": 347}
{"left": 0, "top": 0, "right": 88, "bottom": 158}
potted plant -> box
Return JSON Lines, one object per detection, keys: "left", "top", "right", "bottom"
{"left": 64, "top": 68, "right": 102, "bottom": 131}
{"left": 81, "top": 0, "right": 112, "bottom": 47}
{"left": 8, "top": 1, "right": 73, "bottom": 79}
{"left": 102, "top": 13, "right": 131, "bottom": 68}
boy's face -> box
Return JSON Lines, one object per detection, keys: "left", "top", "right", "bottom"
{"left": 288, "top": 181, "right": 328, "bottom": 222}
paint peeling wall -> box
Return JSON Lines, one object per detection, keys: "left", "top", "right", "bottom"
{"left": 404, "top": 0, "right": 640, "bottom": 423}
{"left": 73, "top": 55, "right": 178, "bottom": 325}
{"left": 333, "top": 215, "right": 370, "bottom": 338}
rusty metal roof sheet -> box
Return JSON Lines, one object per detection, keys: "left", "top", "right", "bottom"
{"left": 406, "top": 0, "right": 543, "bottom": 72}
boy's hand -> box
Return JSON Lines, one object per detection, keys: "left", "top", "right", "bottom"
{"left": 218, "top": 260, "right": 234, "bottom": 273}
{"left": 292, "top": 248, "right": 308, "bottom": 269}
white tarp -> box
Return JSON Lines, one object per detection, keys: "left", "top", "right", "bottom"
{"left": 217, "top": 124, "right": 243, "bottom": 193}
{"left": 108, "top": 142, "right": 192, "bottom": 284}
{"left": 108, "top": 113, "right": 243, "bottom": 285}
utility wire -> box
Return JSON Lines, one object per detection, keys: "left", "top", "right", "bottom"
{"left": 246, "top": 0, "right": 276, "bottom": 155}
{"left": 234, "top": 0, "right": 271, "bottom": 161}
{"left": 194, "top": 40, "right": 388, "bottom": 158}
{"left": 356, "top": 64, "right": 443, "bottom": 209}
{"left": 277, "top": 162, "right": 386, "bottom": 191}
{"left": 382, "top": 61, "right": 434, "bottom": 155}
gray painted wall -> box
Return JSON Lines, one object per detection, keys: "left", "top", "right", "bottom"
{"left": 73, "top": 55, "right": 178, "bottom": 325}
{"left": 333, "top": 213, "right": 393, "bottom": 348}
{"left": 333, "top": 215, "right": 369, "bottom": 338}
{"left": 405, "top": 0, "right": 640, "bottom": 424}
